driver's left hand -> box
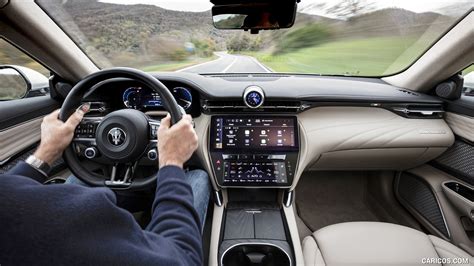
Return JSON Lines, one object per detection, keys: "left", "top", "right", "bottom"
{"left": 34, "top": 104, "right": 90, "bottom": 165}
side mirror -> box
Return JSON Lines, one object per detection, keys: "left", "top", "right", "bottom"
{"left": 212, "top": 0, "right": 298, "bottom": 34}
{"left": 464, "top": 72, "right": 474, "bottom": 96}
{"left": 0, "top": 65, "right": 49, "bottom": 100}
{"left": 0, "top": 65, "right": 30, "bottom": 100}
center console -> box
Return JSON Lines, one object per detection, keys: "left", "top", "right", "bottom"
{"left": 209, "top": 116, "right": 299, "bottom": 187}
{"left": 208, "top": 115, "right": 301, "bottom": 266}
{"left": 218, "top": 190, "right": 295, "bottom": 266}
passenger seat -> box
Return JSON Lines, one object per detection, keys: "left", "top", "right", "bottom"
{"left": 302, "top": 222, "right": 472, "bottom": 266}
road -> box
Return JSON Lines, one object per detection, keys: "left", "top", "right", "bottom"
{"left": 177, "top": 52, "right": 273, "bottom": 73}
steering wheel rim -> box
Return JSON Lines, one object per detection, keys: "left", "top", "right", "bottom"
{"left": 59, "top": 67, "right": 184, "bottom": 190}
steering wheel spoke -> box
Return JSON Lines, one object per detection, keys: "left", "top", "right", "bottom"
{"left": 104, "top": 162, "right": 137, "bottom": 188}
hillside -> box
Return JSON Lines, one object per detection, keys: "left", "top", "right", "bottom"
{"left": 35, "top": 0, "right": 453, "bottom": 70}
{"left": 341, "top": 8, "right": 452, "bottom": 37}
{"left": 38, "top": 0, "right": 220, "bottom": 67}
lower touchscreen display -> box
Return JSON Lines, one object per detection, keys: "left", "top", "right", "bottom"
{"left": 224, "top": 161, "right": 288, "bottom": 184}
{"left": 211, "top": 116, "right": 298, "bottom": 151}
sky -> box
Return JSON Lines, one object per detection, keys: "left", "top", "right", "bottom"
{"left": 99, "top": 0, "right": 473, "bottom": 17}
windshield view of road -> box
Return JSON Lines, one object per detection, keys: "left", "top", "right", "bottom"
{"left": 2, "top": 0, "right": 472, "bottom": 77}
{"left": 178, "top": 52, "right": 272, "bottom": 73}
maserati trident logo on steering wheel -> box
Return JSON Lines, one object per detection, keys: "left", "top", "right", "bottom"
{"left": 107, "top": 127, "right": 126, "bottom": 146}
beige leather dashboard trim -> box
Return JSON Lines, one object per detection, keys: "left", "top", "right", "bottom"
{"left": 0, "top": 117, "right": 43, "bottom": 162}
{"left": 310, "top": 147, "right": 447, "bottom": 171}
{"left": 292, "top": 107, "right": 454, "bottom": 190}
{"left": 194, "top": 114, "right": 219, "bottom": 191}
{"left": 445, "top": 112, "right": 474, "bottom": 142}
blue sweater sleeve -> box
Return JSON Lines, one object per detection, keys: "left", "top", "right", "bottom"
{"left": 0, "top": 163, "right": 202, "bottom": 266}
{"left": 8, "top": 161, "right": 48, "bottom": 183}
{"left": 147, "top": 165, "right": 203, "bottom": 263}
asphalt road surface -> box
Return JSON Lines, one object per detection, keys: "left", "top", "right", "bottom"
{"left": 178, "top": 52, "right": 273, "bottom": 73}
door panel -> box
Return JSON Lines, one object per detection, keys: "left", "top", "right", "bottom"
{"left": 433, "top": 139, "right": 474, "bottom": 186}
{"left": 433, "top": 112, "right": 473, "bottom": 186}
{"left": 445, "top": 112, "right": 474, "bottom": 142}
{"left": 0, "top": 116, "right": 43, "bottom": 163}
{"left": 0, "top": 95, "right": 58, "bottom": 130}
{"left": 397, "top": 83, "right": 474, "bottom": 254}
{"left": 403, "top": 165, "right": 474, "bottom": 255}
{"left": 0, "top": 95, "right": 59, "bottom": 171}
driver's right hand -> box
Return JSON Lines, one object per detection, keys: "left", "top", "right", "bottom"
{"left": 157, "top": 114, "right": 198, "bottom": 169}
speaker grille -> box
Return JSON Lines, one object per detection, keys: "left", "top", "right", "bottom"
{"left": 397, "top": 173, "right": 450, "bottom": 238}
{"left": 434, "top": 140, "right": 474, "bottom": 186}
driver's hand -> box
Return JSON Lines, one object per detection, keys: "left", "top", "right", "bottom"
{"left": 34, "top": 104, "right": 90, "bottom": 165}
{"left": 158, "top": 114, "right": 198, "bottom": 169}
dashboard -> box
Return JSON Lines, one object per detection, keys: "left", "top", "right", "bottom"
{"left": 79, "top": 73, "right": 454, "bottom": 190}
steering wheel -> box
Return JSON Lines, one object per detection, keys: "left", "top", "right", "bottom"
{"left": 59, "top": 67, "right": 184, "bottom": 190}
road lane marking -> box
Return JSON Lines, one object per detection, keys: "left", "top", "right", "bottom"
{"left": 177, "top": 52, "right": 227, "bottom": 72}
{"left": 248, "top": 56, "right": 273, "bottom": 73}
{"left": 177, "top": 52, "right": 273, "bottom": 73}
{"left": 221, "top": 56, "right": 238, "bottom": 73}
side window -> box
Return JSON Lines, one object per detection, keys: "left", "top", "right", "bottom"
{"left": 0, "top": 39, "right": 50, "bottom": 101}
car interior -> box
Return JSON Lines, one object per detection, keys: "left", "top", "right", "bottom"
{"left": 0, "top": 0, "right": 473, "bottom": 265}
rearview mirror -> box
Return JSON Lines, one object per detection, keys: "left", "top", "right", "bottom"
{"left": 212, "top": 1, "right": 298, "bottom": 34}
{"left": 0, "top": 66, "right": 30, "bottom": 100}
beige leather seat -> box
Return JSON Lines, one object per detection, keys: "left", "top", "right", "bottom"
{"left": 302, "top": 222, "right": 473, "bottom": 266}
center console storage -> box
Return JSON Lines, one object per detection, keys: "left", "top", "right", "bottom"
{"left": 209, "top": 116, "right": 299, "bottom": 187}
{"left": 221, "top": 242, "right": 291, "bottom": 266}
{"left": 219, "top": 190, "right": 294, "bottom": 266}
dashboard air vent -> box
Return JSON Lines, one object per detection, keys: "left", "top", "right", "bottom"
{"left": 397, "top": 88, "right": 420, "bottom": 96}
{"left": 87, "top": 102, "right": 110, "bottom": 116}
{"left": 202, "top": 100, "right": 305, "bottom": 113}
{"left": 389, "top": 104, "right": 444, "bottom": 119}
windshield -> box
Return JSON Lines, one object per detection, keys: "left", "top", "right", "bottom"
{"left": 37, "top": 0, "right": 472, "bottom": 76}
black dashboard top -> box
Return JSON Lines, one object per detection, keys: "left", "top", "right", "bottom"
{"left": 149, "top": 72, "right": 441, "bottom": 104}
{"left": 81, "top": 72, "right": 442, "bottom": 119}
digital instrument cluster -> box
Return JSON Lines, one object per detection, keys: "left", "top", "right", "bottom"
{"left": 209, "top": 116, "right": 299, "bottom": 187}
{"left": 122, "top": 86, "right": 193, "bottom": 111}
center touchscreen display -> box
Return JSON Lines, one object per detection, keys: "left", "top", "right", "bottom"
{"left": 211, "top": 116, "right": 298, "bottom": 151}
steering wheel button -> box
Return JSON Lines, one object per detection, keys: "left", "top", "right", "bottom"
{"left": 84, "top": 147, "right": 98, "bottom": 159}
{"left": 147, "top": 149, "right": 158, "bottom": 161}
